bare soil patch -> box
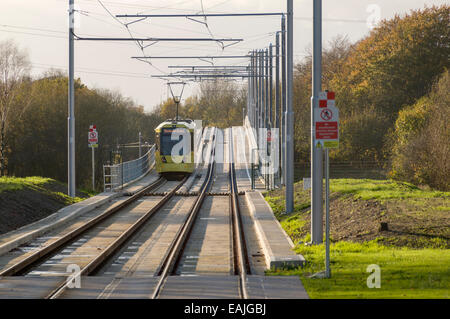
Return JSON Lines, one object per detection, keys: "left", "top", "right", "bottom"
{"left": 266, "top": 181, "right": 450, "bottom": 249}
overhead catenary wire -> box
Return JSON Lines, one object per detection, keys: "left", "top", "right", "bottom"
{"left": 96, "top": 0, "right": 168, "bottom": 75}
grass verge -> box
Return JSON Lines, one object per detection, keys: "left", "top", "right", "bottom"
{"left": 264, "top": 178, "right": 450, "bottom": 298}
{"left": 267, "top": 240, "right": 449, "bottom": 298}
{"left": 0, "top": 176, "right": 87, "bottom": 204}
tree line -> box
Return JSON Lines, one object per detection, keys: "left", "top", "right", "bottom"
{"left": 0, "top": 41, "right": 162, "bottom": 190}
{"left": 293, "top": 5, "right": 449, "bottom": 190}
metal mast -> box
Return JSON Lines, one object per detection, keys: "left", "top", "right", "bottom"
{"left": 68, "top": 0, "right": 76, "bottom": 197}
{"left": 285, "top": 0, "right": 294, "bottom": 213}
{"left": 311, "top": 0, "right": 324, "bottom": 243}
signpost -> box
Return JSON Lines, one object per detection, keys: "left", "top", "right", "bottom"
{"left": 314, "top": 91, "right": 338, "bottom": 278}
{"left": 88, "top": 125, "right": 98, "bottom": 190}
{"left": 314, "top": 92, "right": 339, "bottom": 149}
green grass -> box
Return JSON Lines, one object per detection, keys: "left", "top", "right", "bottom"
{"left": 0, "top": 176, "right": 86, "bottom": 204}
{"left": 330, "top": 179, "right": 450, "bottom": 200}
{"left": 0, "top": 176, "right": 53, "bottom": 193}
{"left": 265, "top": 178, "right": 450, "bottom": 298}
{"left": 267, "top": 241, "right": 450, "bottom": 299}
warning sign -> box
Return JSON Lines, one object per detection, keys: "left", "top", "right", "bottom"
{"left": 88, "top": 125, "right": 98, "bottom": 147}
{"left": 316, "top": 122, "right": 338, "bottom": 139}
{"left": 314, "top": 92, "right": 339, "bottom": 148}
{"left": 319, "top": 91, "right": 335, "bottom": 108}
{"left": 320, "top": 109, "right": 333, "bottom": 121}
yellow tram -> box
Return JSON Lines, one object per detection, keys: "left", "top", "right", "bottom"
{"left": 154, "top": 119, "right": 196, "bottom": 176}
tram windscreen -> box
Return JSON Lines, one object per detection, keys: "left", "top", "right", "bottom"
{"left": 160, "top": 128, "right": 191, "bottom": 156}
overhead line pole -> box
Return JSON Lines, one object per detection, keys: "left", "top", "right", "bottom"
{"left": 264, "top": 49, "right": 268, "bottom": 131}
{"left": 269, "top": 43, "right": 274, "bottom": 190}
{"left": 281, "top": 15, "right": 287, "bottom": 186}
{"left": 285, "top": 0, "right": 294, "bottom": 213}
{"left": 255, "top": 51, "right": 259, "bottom": 147}
{"left": 254, "top": 51, "right": 258, "bottom": 129}
{"left": 249, "top": 52, "right": 254, "bottom": 126}
{"left": 263, "top": 49, "right": 268, "bottom": 189}
{"left": 68, "top": 0, "right": 76, "bottom": 197}
{"left": 269, "top": 43, "right": 273, "bottom": 129}
{"left": 275, "top": 32, "right": 281, "bottom": 186}
{"left": 311, "top": 0, "right": 324, "bottom": 243}
{"left": 259, "top": 50, "right": 263, "bottom": 142}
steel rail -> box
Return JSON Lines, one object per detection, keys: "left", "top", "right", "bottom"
{"left": 47, "top": 177, "right": 188, "bottom": 299}
{"left": 229, "top": 128, "right": 251, "bottom": 299}
{"left": 0, "top": 177, "right": 166, "bottom": 277}
{"left": 151, "top": 128, "right": 217, "bottom": 299}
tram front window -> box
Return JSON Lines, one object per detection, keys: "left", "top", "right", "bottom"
{"left": 160, "top": 128, "right": 190, "bottom": 156}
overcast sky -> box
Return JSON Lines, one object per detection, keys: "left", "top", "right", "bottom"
{"left": 0, "top": 0, "right": 446, "bottom": 112}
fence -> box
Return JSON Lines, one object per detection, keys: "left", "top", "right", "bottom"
{"left": 103, "top": 145, "right": 155, "bottom": 191}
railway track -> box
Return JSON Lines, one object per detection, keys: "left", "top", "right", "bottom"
{"left": 0, "top": 176, "right": 187, "bottom": 297}
{"left": 0, "top": 127, "right": 257, "bottom": 299}
{"left": 229, "top": 127, "right": 251, "bottom": 299}
{"left": 150, "top": 127, "right": 251, "bottom": 299}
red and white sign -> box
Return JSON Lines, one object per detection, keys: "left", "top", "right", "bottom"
{"left": 315, "top": 92, "right": 339, "bottom": 148}
{"left": 316, "top": 122, "right": 338, "bottom": 139}
{"left": 320, "top": 109, "right": 333, "bottom": 121}
{"left": 88, "top": 125, "right": 98, "bottom": 147}
{"left": 318, "top": 91, "right": 335, "bottom": 108}
{"left": 88, "top": 131, "right": 98, "bottom": 143}
{"left": 267, "top": 130, "right": 272, "bottom": 142}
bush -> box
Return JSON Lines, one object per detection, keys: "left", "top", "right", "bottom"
{"left": 390, "top": 70, "right": 450, "bottom": 190}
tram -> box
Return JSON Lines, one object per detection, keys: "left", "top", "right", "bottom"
{"left": 154, "top": 119, "right": 195, "bottom": 176}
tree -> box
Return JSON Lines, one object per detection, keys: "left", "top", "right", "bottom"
{"left": 292, "top": 35, "right": 353, "bottom": 161}
{"left": 6, "top": 71, "right": 163, "bottom": 190}
{"left": 332, "top": 5, "right": 449, "bottom": 118}
{"left": 0, "top": 39, "right": 30, "bottom": 175}
{"left": 389, "top": 70, "right": 449, "bottom": 190}
{"left": 154, "top": 80, "right": 246, "bottom": 128}
{"left": 329, "top": 5, "right": 449, "bottom": 162}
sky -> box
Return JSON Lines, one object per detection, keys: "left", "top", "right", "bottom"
{"left": 0, "top": 0, "right": 447, "bottom": 112}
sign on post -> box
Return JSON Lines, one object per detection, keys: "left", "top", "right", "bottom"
{"left": 314, "top": 91, "right": 339, "bottom": 149}
{"left": 315, "top": 92, "right": 338, "bottom": 279}
{"left": 88, "top": 125, "right": 98, "bottom": 148}
{"left": 266, "top": 130, "right": 272, "bottom": 143}
{"left": 88, "top": 125, "right": 98, "bottom": 190}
